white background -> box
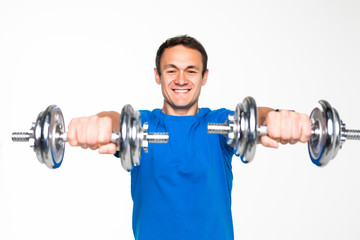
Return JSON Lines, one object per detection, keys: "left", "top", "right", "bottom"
{"left": 1, "top": 0, "right": 360, "bottom": 239}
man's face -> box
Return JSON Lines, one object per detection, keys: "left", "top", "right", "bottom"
{"left": 155, "top": 45, "right": 208, "bottom": 115}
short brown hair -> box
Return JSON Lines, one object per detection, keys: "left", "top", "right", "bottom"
{"left": 155, "top": 35, "right": 208, "bottom": 77}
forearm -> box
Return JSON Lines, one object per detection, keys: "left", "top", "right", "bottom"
{"left": 96, "top": 111, "right": 120, "bottom": 132}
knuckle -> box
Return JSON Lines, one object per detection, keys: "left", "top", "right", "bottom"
{"left": 268, "top": 128, "right": 280, "bottom": 140}
{"left": 281, "top": 128, "right": 291, "bottom": 141}
{"left": 67, "top": 118, "right": 76, "bottom": 129}
{"left": 267, "top": 122, "right": 280, "bottom": 140}
{"left": 90, "top": 115, "right": 99, "bottom": 121}
{"left": 89, "top": 145, "right": 98, "bottom": 150}
{"left": 80, "top": 144, "right": 88, "bottom": 149}
{"left": 301, "top": 113, "right": 310, "bottom": 121}
{"left": 87, "top": 137, "right": 97, "bottom": 146}
{"left": 267, "top": 111, "right": 277, "bottom": 119}
{"left": 99, "top": 116, "right": 112, "bottom": 127}
{"left": 292, "top": 127, "right": 301, "bottom": 140}
{"left": 98, "top": 134, "right": 110, "bottom": 145}
{"left": 281, "top": 134, "right": 291, "bottom": 141}
{"left": 98, "top": 117, "right": 113, "bottom": 143}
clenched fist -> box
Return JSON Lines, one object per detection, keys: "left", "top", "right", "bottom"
{"left": 259, "top": 110, "right": 312, "bottom": 148}
{"left": 67, "top": 111, "right": 120, "bottom": 154}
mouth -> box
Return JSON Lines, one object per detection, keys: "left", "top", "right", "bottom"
{"left": 173, "top": 89, "right": 191, "bottom": 93}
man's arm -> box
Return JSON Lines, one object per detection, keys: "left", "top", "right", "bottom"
{"left": 258, "top": 107, "right": 312, "bottom": 148}
{"left": 67, "top": 111, "right": 120, "bottom": 154}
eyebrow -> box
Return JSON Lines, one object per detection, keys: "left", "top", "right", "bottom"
{"left": 163, "top": 64, "right": 200, "bottom": 71}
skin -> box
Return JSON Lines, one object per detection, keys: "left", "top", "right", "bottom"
{"left": 154, "top": 45, "right": 208, "bottom": 116}
{"left": 67, "top": 44, "right": 312, "bottom": 153}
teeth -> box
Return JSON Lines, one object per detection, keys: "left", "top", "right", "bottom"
{"left": 174, "top": 89, "right": 189, "bottom": 93}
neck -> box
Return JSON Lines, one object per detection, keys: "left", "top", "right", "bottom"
{"left": 162, "top": 102, "right": 199, "bottom": 116}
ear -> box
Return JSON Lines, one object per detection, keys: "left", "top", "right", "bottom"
{"left": 201, "top": 69, "right": 209, "bottom": 86}
{"left": 154, "top": 68, "right": 161, "bottom": 85}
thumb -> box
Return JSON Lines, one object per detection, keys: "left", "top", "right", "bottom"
{"left": 259, "top": 135, "right": 279, "bottom": 148}
{"left": 98, "top": 143, "right": 117, "bottom": 154}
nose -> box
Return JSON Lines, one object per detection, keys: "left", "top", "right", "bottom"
{"left": 174, "top": 70, "right": 188, "bottom": 85}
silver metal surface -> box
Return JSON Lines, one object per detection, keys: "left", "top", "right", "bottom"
{"left": 308, "top": 100, "right": 343, "bottom": 166}
{"left": 241, "top": 96, "right": 258, "bottom": 163}
{"left": 119, "top": 104, "right": 133, "bottom": 171}
{"left": 207, "top": 123, "right": 231, "bottom": 134}
{"left": 11, "top": 132, "right": 33, "bottom": 142}
{"left": 47, "top": 105, "right": 65, "bottom": 168}
{"left": 328, "top": 103, "right": 342, "bottom": 165}
{"left": 13, "top": 105, "right": 66, "bottom": 169}
{"left": 207, "top": 96, "right": 259, "bottom": 163}
{"left": 34, "top": 111, "right": 44, "bottom": 165}
{"left": 146, "top": 133, "right": 170, "bottom": 143}
{"left": 308, "top": 105, "right": 327, "bottom": 166}
{"left": 343, "top": 129, "right": 360, "bottom": 140}
{"left": 235, "top": 102, "right": 245, "bottom": 159}
{"left": 208, "top": 97, "right": 360, "bottom": 167}
{"left": 57, "top": 132, "right": 119, "bottom": 144}
{"left": 141, "top": 122, "right": 149, "bottom": 152}
{"left": 130, "top": 110, "right": 141, "bottom": 169}
{"left": 257, "top": 126, "right": 268, "bottom": 136}
{"left": 12, "top": 104, "right": 169, "bottom": 171}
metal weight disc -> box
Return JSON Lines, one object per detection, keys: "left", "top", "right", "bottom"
{"left": 119, "top": 105, "right": 133, "bottom": 171}
{"left": 130, "top": 111, "right": 141, "bottom": 167}
{"left": 232, "top": 103, "right": 242, "bottom": 156}
{"left": 330, "top": 107, "right": 342, "bottom": 160}
{"left": 308, "top": 100, "right": 341, "bottom": 166}
{"left": 308, "top": 106, "right": 326, "bottom": 166}
{"left": 241, "top": 96, "right": 258, "bottom": 163}
{"left": 49, "top": 105, "right": 66, "bottom": 168}
{"left": 40, "top": 105, "right": 65, "bottom": 169}
{"left": 34, "top": 111, "right": 45, "bottom": 164}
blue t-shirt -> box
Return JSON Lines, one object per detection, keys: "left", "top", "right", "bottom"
{"left": 130, "top": 108, "right": 235, "bottom": 240}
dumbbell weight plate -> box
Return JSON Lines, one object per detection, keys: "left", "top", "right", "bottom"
{"left": 308, "top": 100, "right": 342, "bottom": 166}
{"left": 37, "top": 105, "right": 65, "bottom": 169}
{"left": 232, "top": 102, "right": 242, "bottom": 156}
{"left": 240, "top": 96, "right": 258, "bottom": 163}
{"left": 308, "top": 105, "right": 326, "bottom": 166}
{"left": 130, "top": 111, "right": 141, "bottom": 168}
{"left": 329, "top": 106, "right": 342, "bottom": 161}
{"left": 119, "top": 105, "right": 133, "bottom": 171}
{"left": 34, "top": 110, "right": 45, "bottom": 165}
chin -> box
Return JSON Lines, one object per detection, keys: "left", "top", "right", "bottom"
{"left": 171, "top": 101, "right": 196, "bottom": 110}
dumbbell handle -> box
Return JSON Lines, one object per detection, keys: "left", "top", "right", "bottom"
{"left": 12, "top": 131, "right": 169, "bottom": 144}
{"left": 207, "top": 123, "right": 360, "bottom": 141}
{"left": 60, "top": 132, "right": 169, "bottom": 143}
{"left": 57, "top": 132, "right": 119, "bottom": 144}
{"left": 207, "top": 123, "right": 268, "bottom": 136}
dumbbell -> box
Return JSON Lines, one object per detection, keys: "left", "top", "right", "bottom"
{"left": 12, "top": 105, "right": 169, "bottom": 171}
{"left": 207, "top": 96, "right": 360, "bottom": 166}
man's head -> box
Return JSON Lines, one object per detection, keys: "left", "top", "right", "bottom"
{"left": 155, "top": 35, "right": 208, "bottom": 77}
{"left": 154, "top": 35, "right": 209, "bottom": 116}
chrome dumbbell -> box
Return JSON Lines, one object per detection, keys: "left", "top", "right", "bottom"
{"left": 207, "top": 96, "right": 360, "bottom": 166}
{"left": 12, "top": 105, "right": 169, "bottom": 171}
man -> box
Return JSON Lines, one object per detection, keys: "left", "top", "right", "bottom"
{"left": 67, "top": 35, "right": 311, "bottom": 239}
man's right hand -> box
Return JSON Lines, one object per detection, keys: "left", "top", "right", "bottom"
{"left": 67, "top": 112, "right": 120, "bottom": 154}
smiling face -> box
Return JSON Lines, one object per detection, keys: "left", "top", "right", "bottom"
{"left": 155, "top": 45, "right": 208, "bottom": 116}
